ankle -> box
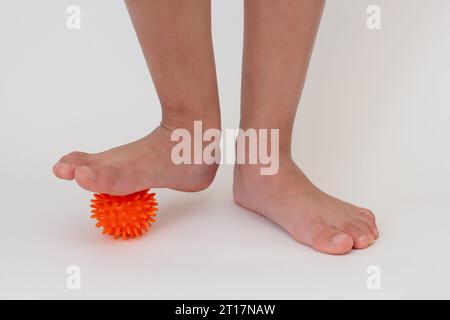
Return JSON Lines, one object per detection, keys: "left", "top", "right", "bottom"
{"left": 161, "top": 106, "right": 221, "bottom": 132}
{"left": 233, "top": 147, "right": 292, "bottom": 178}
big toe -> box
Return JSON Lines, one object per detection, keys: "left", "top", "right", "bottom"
{"left": 74, "top": 165, "right": 118, "bottom": 194}
{"left": 308, "top": 222, "right": 354, "bottom": 255}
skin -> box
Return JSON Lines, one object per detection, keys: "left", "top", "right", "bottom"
{"left": 53, "top": 0, "right": 379, "bottom": 255}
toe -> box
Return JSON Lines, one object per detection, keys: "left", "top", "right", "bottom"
{"left": 53, "top": 162, "right": 76, "bottom": 180}
{"left": 356, "top": 212, "right": 379, "bottom": 239}
{"left": 351, "top": 218, "right": 378, "bottom": 241}
{"left": 308, "top": 222, "right": 354, "bottom": 255}
{"left": 74, "top": 165, "right": 118, "bottom": 194}
{"left": 358, "top": 207, "right": 376, "bottom": 222}
{"left": 337, "top": 222, "right": 374, "bottom": 249}
{"left": 59, "top": 151, "right": 88, "bottom": 161}
{"left": 74, "top": 166, "right": 98, "bottom": 192}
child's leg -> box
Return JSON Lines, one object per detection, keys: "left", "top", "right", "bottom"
{"left": 53, "top": 0, "right": 220, "bottom": 195}
{"left": 234, "top": 0, "right": 379, "bottom": 254}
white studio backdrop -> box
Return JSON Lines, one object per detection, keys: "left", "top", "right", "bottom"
{"left": 0, "top": 0, "right": 449, "bottom": 299}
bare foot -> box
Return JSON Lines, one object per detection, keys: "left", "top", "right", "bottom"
{"left": 53, "top": 126, "right": 218, "bottom": 195}
{"left": 233, "top": 157, "right": 379, "bottom": 255}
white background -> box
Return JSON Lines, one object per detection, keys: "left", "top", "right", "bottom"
{"left": 1, "top": 0, "right": 449, "bottom": 299}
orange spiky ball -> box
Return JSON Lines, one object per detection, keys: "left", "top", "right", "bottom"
{"left": 90, "top": 189, "right": 158, "bottom": 240}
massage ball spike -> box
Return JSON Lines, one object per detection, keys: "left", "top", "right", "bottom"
{"left": 90, "top": 189, "right": 158, "bottom": 240}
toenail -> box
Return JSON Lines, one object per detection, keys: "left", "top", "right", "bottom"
{"left": 56, "top": 162, "right": 68, "bottom": 171}
{"left": 81, "top": 166, "right": 96, "bottom": 181}
{"left": 332, "top": 234, "right": 349, "bottom": 245}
